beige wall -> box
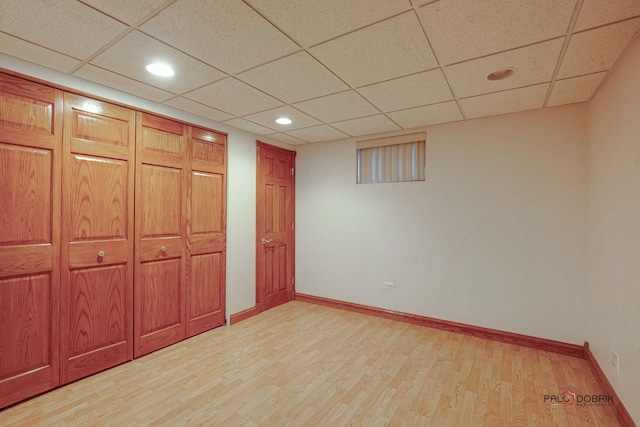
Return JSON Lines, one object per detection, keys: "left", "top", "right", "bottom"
{"left": 587, "top": 34, "right": 640, "bottom": 420}
{"left": 296, "top": 104, "right": 589, "bottom": 344}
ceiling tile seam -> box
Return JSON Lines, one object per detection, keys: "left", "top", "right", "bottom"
{"left": 586, "top": 28, "right": 640, "bottom": 103}
{"left": 409, "top": 0, "right": 466, "bottom": 120}
{"left": 555, "top": 70, "right": 609, "bottom": 82}
{"left": 542, "top": 0, "right": 584, "bottom": 108}
{"left": 442, "top": 36, "right": 567, "bottom": 68}
{"left": 68, "top": 0, "right": 181, "bottom": 75}
{"left": 382, "top": 112, "right": 404, "bottom": 130}
{"left": 572, "top": 14, "right": 640, "bottom": 35}
{"left": 328, "top": 112, "right": 392, "bottom": 126}
{"left": 70, "top": 62, "right": 179, "bottom": 96}
{"left": 354, "top": 66, "right": 443, "bottom": 90}
{"left": 241, "top": 0, "right": 305, "bottom": 48}
{"left": 303, "top": 10, "right": 415, "bottom": 50}
{"left": 0, "top": 30, "right": 83, "bottom": 61}
{"left": 132, "top": 30, "right": 231, "bottom": 78}
{"left": 75, "top": 0, "right": 177, "bottom": 28}
{"left": 290, "top": 89, "right": 353, "bottom": 106}
{"left": 458, "top": 81, "right": 551, "bottom": 102}
{"left": 384, "top": 98, "right": 460, "bottom": 115}
{"left": 162, "top": 97, "right": 237, "bottom": 119}
{"left": 68, "top": 27, "right": 139, "bottom": 74}
{"left": 230, "top": 49, "right": 307, "bottom": 76}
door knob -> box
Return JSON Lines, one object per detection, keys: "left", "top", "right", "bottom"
{"left": 261, "top": 238, "right": 274, "bottom": 244}
{"left": 161, "top": 246, "right": 167, "bottom": 253}
{"left": 98, "top": 250, "right": 105, "bottom": 257}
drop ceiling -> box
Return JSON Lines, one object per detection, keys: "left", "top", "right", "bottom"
{"left": 1, "top": 0, "right": 639, "bottom": 145}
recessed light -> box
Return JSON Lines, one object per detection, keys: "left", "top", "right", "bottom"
{"left": 276, "top": 117, "right": 292, "bottom": 125}
{"left": 487, "top": 68, "right": 515, "bottom": 81}
{"left": 146, "top": 63, "right": 175, "bottom": 77}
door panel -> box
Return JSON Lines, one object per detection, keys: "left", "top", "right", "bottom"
{"left": 135, "top": 112, "right": 187, "bottom": 357}
{"left": 186, "top": 128, "right": 226, "bottom": 337}
{"left": 140, "top": 165, "right": 182, "bottom": 237}
{"left": 0, "top": 144, "right": 51, "bottom": 245}
{"left": 61, "top": 93, "right": 134, "bottom": 383}
{"left": 0, "top": 73, "right": 62, "bottom": 409}
{"left": 256, "top": 143, "right": 295, "bottom": 312}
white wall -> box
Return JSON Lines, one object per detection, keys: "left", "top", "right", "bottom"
{"left": 296, "top": 104, "right": 589, "bottom": 345}
{"left": 587, "top": 34, "right": 640, "bottom": 421}
{"left": 0, "top": 53, "right": 293, "bottom": 320}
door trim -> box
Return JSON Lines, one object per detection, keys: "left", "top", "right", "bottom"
{"left": 255, "top": 141, "right": 296, "bottom": 313}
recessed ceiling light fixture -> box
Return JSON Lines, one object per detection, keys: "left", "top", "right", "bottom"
{"left": 487, "top": 68, "right": 515, "bottom": 81}
{"left": 276, "top": 117, "right": 292, "bottom": 125}
{"left": 146, "top": 63, "right": 175, "bottom": 77}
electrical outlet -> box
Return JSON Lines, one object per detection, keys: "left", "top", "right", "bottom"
{"left": 384, "top": 282, "right": 395, "bottom": 290}
{"left": 611, "top": 349, "right": 619, "bottom": 375}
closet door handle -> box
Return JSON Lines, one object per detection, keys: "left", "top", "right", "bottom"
{"left": 98, "top": 250, "right": 105, "bottom": 257}
{"left": 161, "top": 246, "right": 167, "bottom": 253}
{"left": 261, "top": 238, "right": 273, "bottom": 244}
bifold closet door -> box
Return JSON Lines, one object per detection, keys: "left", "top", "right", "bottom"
{"left": 186, "top": 128, "right": 226, "bottom": 337}
{"left": 60, "top": 94, "right": 135, "bottom": 383}
{"left": 135, "top": 112, "right": 187, "bottom": 358}
{"left": 0, "top": 73, "right": 62, "bottom": 408}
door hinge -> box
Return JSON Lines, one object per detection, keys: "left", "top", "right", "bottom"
{"left": 292, "top": 277, "right": 294, "bottom": 286}
{"left": 291, "top": 222, "right": 294, "bottom": 231}
{"left": 291, "top": 168, "right": 294, "bottom": 176}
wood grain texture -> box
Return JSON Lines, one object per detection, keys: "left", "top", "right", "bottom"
{"left": 135, "top": 112, "right": 187, "bottom": 358}
{"left": 256, "top": 142, "right": 295, "bottom": 313}
{"left": 0, "top": 302, "right": 619, "bottom": 426}
{"left": 0, "top": 143, "right": 51, "bottom": 245}
{"left": 0, "top": 72, "right": 62, "bottom": 409}
{"left": 295, "top": 293, "right": 585, "bottom": 359}
{"left": 61, "top": 94, "right": 135, "bottom": 384}
{"left": 186, "top": 128, "right": 226, "bottom": 338}
{"left": 584, "top": 342, "right": 636, "bottom": 427}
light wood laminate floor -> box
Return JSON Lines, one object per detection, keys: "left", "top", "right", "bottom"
{"left": 0, "top": 301, "right": 619, "bottom": 426}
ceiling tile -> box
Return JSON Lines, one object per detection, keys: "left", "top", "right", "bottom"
{"left": 163, "top": 97, "right": 234, "bottom": 122}
{"left": 358, "top": 69, "right": 453, "bottom": 112}
{"left": 79, "top": 0, "right": 167, "bottom": 25}
{"left": 460, "top": 84, "right": 549, "bottom": 119}
{"left": 73, "top": 64, "right": 174, "bottom": 102}
{"left": 140, "top": 0, "right": 299, "bottom": 74}
{"left": 286, "top": 125, "right": 349, "bottom": 143}
{"left": 548, "top": 72, "right": 606, "bottom": 107}
{"left": 223, "top": 118, "right": 276, "bottom": 135}
{"left": 420, "top": 0, "right": 575, "bottom": 65}
{"left": 266, "top": 133, "right": 308, "bottom": 146}
{"left": 185, "top": 78, "right": 283, "bottom": 117}
{"left": 575, "top": 0, "right": 640, "bottom": 31}
{"left": 0, "top": 0, "right": 127, "bottom": 59}
{"left": 237, "top": 52, "right": 348, "bottom": 103}
{"left": 445, "top": 39, "right": 563, "bottom": 98}
{"left": 387, "top": 101, "right": 463, "bottom": 129}
{"left": 310, "top": 12, "right": 438, "bottom": 87}
{"left": 246, "top": 0, "right": 411, "bottom": 47}
{"left": 0, "top": 33, "right": 81, "bottom": 73}
{"left": 91, "top": 31, "right": 225, "bottom": 94}
{"left": 243, "top": 106, "right": 321, "bottom": 131}
{"left": 558, "top": 18, "right": 640, "bottom": 78}
{"left": 293, "top": 90, "right": 379, "bottom": 123}
{"left": 331, "top": 115, "right": 400, "bottom": 136}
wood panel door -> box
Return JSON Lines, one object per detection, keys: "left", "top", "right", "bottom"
{"left": 60, "top": 94, "right": 135, "bottom": 383}
{"left": 256, "top": 142, "right": 295, "bottom": 312}
{"left": 186, "top": 128, "right": 226, "bottom": 337}
{"left": 0, "top": 73, "right": 62, "bottom": 408}
{"left": 135, "top": 112, "right": 187, "bottom": 358}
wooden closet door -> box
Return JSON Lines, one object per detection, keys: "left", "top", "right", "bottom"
{"left": 0, "top": 73, "right": 62, "bottom": 408}
{"left": 60, "top": 94, "right": 135, "bottom": 383}
{"left": 135, "top": 112, "right": 187, "bottom": 357}
{"left": 186, "top": 128, "right": 226, "bottom": 337}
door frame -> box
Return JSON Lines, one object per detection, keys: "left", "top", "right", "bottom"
{"left": 255, "top": 141, "right": 296, "bottom": 313}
